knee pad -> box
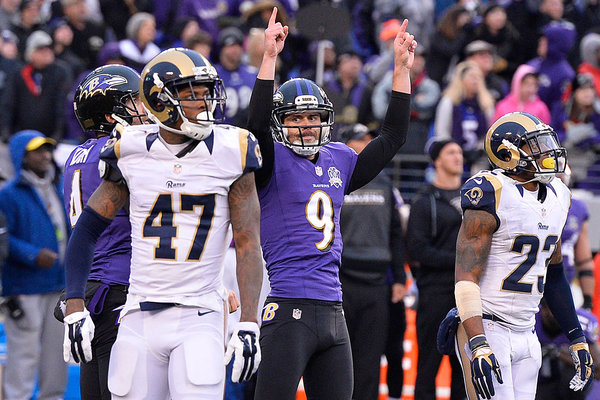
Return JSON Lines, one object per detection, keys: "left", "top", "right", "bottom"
{"left": 181, "top": 333, "right": 224, "bottom": 386}
{"left": 107, "top": 339, "right": 140, "bottom": 397}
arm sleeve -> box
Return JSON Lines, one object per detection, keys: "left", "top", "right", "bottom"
{"left": 65, "top": 206, "right": 112, "bottom": 299}
{"left": 348, "top": 91, "right": 410, "bottom": 192}
{"left": 544, "top": 261, "right": 585, "bottom": 343}
{"left": 406, "top": 195, "right": 456, "bottom": 269}
{"left": 246, "top": 78, "right": 275, "bottom": 189}
{"left": 390, "top": 189, "right": 406, "bottom": 284}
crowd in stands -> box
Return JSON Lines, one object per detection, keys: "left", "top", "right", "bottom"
{"left": 0, "top": 0, "right": 597, "bottom": 194}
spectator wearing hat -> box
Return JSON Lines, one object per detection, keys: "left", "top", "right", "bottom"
{"left": 1, "top": 29, "right": 19, "bottom": 60}
{"left": 527, "top": 21, "right": 576, "bottom": 112}
{"left": 214, "top": 26, "right": 257, "bottom": 127}
{"left": 364, "top": 19, "right": 401, "bottom": 84}
{"left": 61, "top": 0, "right": 106, "bottom": 70}
{"left": 323, "top": 50, "right": 376, "bottom": 138}
{"left": 578, "top": 32, "right": 600, "bottom": 99}
{"left": 161, "top": 16, "right": 200, "bottom": 49}
{"left": 493, "top": 64, "right": 551, "bottom": 124}
{"left": 465, "top": 39, "right": 508, "bottom": 102}
{"left": 0, "top": 30, "right": 70, "bottom": 141}
{"left": 406, "top": 139, "right": 466, "bottom": 400}
{"left": 118, "top": 12, "right": 160, "bottom": 72}
{"left": 338, "top": 124, "right": 406, "bottom": 400}
{"left": 0, "top": 130, "right": 69, "bottom": 400}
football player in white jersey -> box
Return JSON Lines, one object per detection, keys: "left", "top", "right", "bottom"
{"left": 454, "top": 112, "right": 594, "bottom": 399}
{"left": 62, "top": 48, "right": 264, "bottom": 399}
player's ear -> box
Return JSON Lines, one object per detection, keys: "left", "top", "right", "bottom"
{"left": 105, "top": 114, "right": 116, "bottom": 123}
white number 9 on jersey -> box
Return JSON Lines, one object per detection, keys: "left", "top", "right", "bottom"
{"left": 306, "top": 190, "right": 334, "bottom": 251}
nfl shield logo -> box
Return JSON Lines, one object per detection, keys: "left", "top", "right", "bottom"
{"left": 174, "top": 163, "right": 182, "bottom": 174}
{"left": 541, "top": 208, "right": 547, "bottom": 217}
{"left": 292, "top": 308, "right": 302, "bottom": 320}
{"left": 315, "top": 166, "right": 323, "bottom": 176}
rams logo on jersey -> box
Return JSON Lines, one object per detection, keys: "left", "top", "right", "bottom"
{"left": 79, "top": 74, "right": 128, "bottom": 99}
{"left": 464, "top": 187, "right": 484, "bottom": 206}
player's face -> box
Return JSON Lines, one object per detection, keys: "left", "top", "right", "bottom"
{"left": 124, "top": 95, "right": 150, "bottom": 125}
{"left": 177, "top": 84, "right": 211, "bottom": 119}
{"left": 283, "top": 112, "right": 322, "bottom": 145}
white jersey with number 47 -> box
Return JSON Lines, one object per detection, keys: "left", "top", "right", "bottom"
{"left": 460, "top": 169, "right": 570, "bottom": 330}
{"left": 99, "top": 123, "right": 262, "bottom": 315}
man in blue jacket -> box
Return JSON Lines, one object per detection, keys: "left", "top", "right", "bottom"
{"left": 0, "top": 130, "right": 68, "bottom": 400}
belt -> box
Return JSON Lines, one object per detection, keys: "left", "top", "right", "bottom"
{"left": 482, "top": 313, "right": 507, "bottom": 324}
{"left": 139, "top": 301, "right": 179, "bottom": 311}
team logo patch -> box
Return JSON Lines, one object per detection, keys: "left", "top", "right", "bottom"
{"left": 464, "top": 187, "right": 483, "bottom": 206}
{"left": 79, "top": 74, "right": 127, "bottom": 99}
{"left": 262, "top": 302, "right": 279, "bottom": 322}
{"left": 173, "top": 163, "right": 182, "bottom": 174}
{"left": 328, "top": 167, "right": 342, "bottom": 188}
{"left": 292, "top": 308, "right": 302, "bottom": 320}
{"left": 315, "top": 166, "right": 323, "bottom": 176}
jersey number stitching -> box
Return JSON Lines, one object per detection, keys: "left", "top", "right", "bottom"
{"left": 501, "top": 234, "right": 559, "bottom": 294}
{"left": 143, "top": 193, "right": 216, "bottom": 261}
{"left": 306, "top": 190, "right": 335, "bottom": 251}
{"left": 69, "top": 169, "right": 83, "bottom": 228}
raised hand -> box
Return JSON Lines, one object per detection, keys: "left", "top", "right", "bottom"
{"left": 393, "top": 19, "right": 417, "bottom": 71}
{"left": 569, "top": 341, "right": 594, "bottom": 391}
{"left": 264, "top": 7, "right": 288, "bottom": 59}
{"left": 469, "top": 335, "right": 503, "bottom": 399}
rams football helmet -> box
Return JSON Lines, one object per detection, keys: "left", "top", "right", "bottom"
{"left": 74, "top": 64, "right": 145, "bottom": 134}
{"left": 140, "top": 48, "right": 226, "bottom": 140}
{"left": 485, "top": 112, "right": 566, "bottom": 184}
{"left": 272, "top": 78, "right": 334, "bottom": 156}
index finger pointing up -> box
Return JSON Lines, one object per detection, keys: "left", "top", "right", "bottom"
{"left": 268, "top": 7, "right": 278, "bottom": 27}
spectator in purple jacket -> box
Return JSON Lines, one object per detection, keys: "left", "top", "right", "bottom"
{"left": 528, "top": 21, "right": 577, "bottom": 112}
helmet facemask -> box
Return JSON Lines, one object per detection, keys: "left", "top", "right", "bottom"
{"left": 111, "top": 92, "right": 147, "bottom": 127}
{"left": 516, "top": 128, "right": 567, "bottom": 184}
{"left": 272, "top": 107, "right": 334, "bottom": 156}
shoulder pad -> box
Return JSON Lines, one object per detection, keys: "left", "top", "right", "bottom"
{"left": 98, "top": 137, "right": 124, "bottom": 183}
{"left": 461, "top": 172, "right": 503, "bottom": 217}
{"left": 239, "top": 128, "right": 262, "bottom": 174}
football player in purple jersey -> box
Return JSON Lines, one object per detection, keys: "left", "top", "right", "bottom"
{"left": 247, "top": 8, "right": 416, "bottom": 399}
{"left": 62, "top": 64, "right": 146, "bottom": 400}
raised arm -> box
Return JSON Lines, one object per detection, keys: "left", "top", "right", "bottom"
{"left": 228, "top": 172, "right": 263, "bottom": 323}
{"left": 247, "top": 7, "right": 288, "bottom": 188}
{"left": 348, "top": 20, "right": 415, "bottom": 193}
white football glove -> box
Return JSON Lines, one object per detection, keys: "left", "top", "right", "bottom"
{"left": 63, "top": 309, "right": 95, "bottom": 363}
{"left": 224, "top": 321, "right": 261, "bottom": 382}
{"left": 569, "top": 341, "right": 594, "bottom": 391}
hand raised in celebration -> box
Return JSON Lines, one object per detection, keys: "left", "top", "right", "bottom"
{"left": 263, "top": 7, "right": 288, "bottom": 59}
{"left": 393, "top": 19, "right": 418, "bottom": 71}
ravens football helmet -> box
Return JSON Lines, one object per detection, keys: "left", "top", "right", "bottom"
{"left": 485, "top": 112, "right": 566, "bottom": 184}
{"left": 74, "top": 64, "right": 146, "bottom": 134}
{"left": 140, "top": 48, "right": 226, "bottom": 141}
{"left": 272, "top": 78, "right": 334, "bottom": 156}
